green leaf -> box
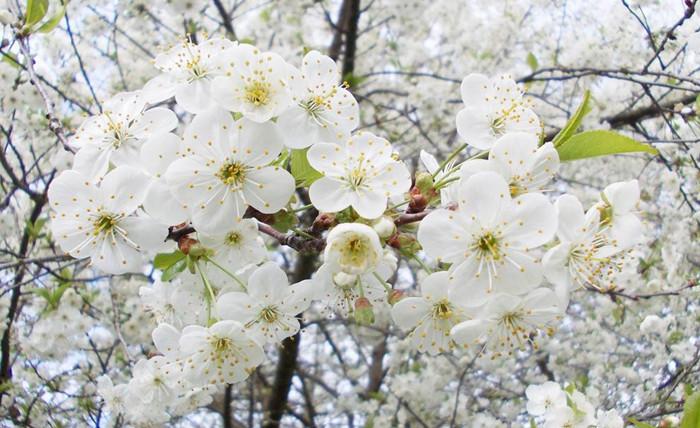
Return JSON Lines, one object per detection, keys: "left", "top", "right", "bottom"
{"left": 25, "top": 0, "right": 49, "bottom": 26}
{"left": 272, "top": 210, "right": 298, "bottom": 233}
{"left": 695, "top": 93, "right": 700, "bottom": 113}
{"left": 290, "top": 148, "right": 323, "bottom": 187}
{"left": 36, "top": 2, "right": 65, "bottom": 33}
{"left": 161, "top": 258, "right": 187, "bottom": 281}
{"left": 681, "top": 391, "right": 700, "bottom": 428}
{"left": 556, "top": 130, "right": 658, "bottom": 162}
{"left": 1, "top": 53, "right": 21, "bottom": 68}
{"left": 552, "top": 90, "right": 591, "bottom": 147}
{"left": 153, "top": 250, "right": 186, "bottom": 270}
{"left": 526, "top": 52, "right": 538, "bottom": 71}
{"left": 627, "top": 418, "right": 655, "bottom": 428}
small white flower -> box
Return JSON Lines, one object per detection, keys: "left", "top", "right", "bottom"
{"left": 391, "top": 271, "right": 468, "bottom": 355}
{"left": 460, "top": 132, "right": 559, "bottom": 196}
{"left": 127, "top": 357, "right": 175, "bottom": 406}
{"left": 308, "top": 131, "right": 411, "bottom": 219}
{"left": 211, "top": 44, "right": 295, "bottom": 122}
{"left": 216, "top": 262, "right": 314, "bottom": 344}
{"left": 277, "top": 50, "right": 359, "bottom": 148}
{"left": 72, "top": 91, "right": 178, "bottom": 180}
{"left": 139, "top": 278, "right": 208, "bottom": 328}
{"left": 48, "top": 166, "right": 164, "bottom": 274}
{"left": 596, "top": 409, "right": 624, "bottom": 428}
{"left": 324, "top": 223, "right": 384, "bottom": 275}
{"left": 525, "top": 381, "right": 567, "bottom": 416}
{"left": 543, "top": 195, "right": 631, "bottom": 304}
{"left": 199, "top": 219, "right": 267, "bottom": 271}
{"left": 165, "top": 109, "right": 294, "bottom": 234}
{"left": 449, "top": 288, "right": 561, "bottom": 354}
{"left": 179, "top": 320, "right": 265, "bottom": 386}
{"left": 456, "top": 73, "right": 541, "bottom": 150}
{"left": 143, "top": 37, "right": 237, "bottom": 113}
{"left": 596, "top": 179, "right": 643, "bottom": 249}
{"left": 418, "top": 171, "right": 557, "bottom": 306}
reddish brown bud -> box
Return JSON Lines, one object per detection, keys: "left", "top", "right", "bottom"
{"left": 354, "top": 297, "right": 375, "bottom": 325}
{"left": 408, "top": 187, "right": 428, "bottom": 213}
{"left": 178, "top": 237, "right": 198, "bottom": 255}
{"left": 312, "top": 212, "right": 337, "bottom": 233}
{"left": 388, "top": 289, "right": 404, "bottom": 305}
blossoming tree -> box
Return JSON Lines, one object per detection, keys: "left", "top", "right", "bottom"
{"left": 0, "top": 0, "right": 699, "bottom": 427}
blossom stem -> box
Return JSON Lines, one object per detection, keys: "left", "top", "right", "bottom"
{"left": 203, "top": 256, "right": 247, "bottom": 291}
{"left": 431, "top": 143, "right": 468, "bottom": 179}
{"left": 411, "top": 254, "right": 433, "bottom": 274}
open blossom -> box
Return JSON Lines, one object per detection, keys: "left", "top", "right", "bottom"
{"left": 143, "top": 37, "right": 237, "bottom": 113}
{"left": 308, "top": 131, "right": 411, "bottom": 219}
{"left": 179, "top": 320, "right": 264, "bottom": 386}
{"left": 456, "top": 73, "right": 541, "bottom": 150}
{"left": 72, "top": 91, "right": 178, "bottom": 180}
{"left": 165, "top": 109, "right": 294, "bottom": 233}
{"left": 543, "top": 195, "right": 630, "bottom": 303}
{"left": 391, "top": 271, "right": 469, "bottom": 355}
{"left": 139, "top": 277, "right": 208, "bottom": 328}
{"left": 525, "top": 381, "right": 567, "bottom": 416}
{"left": 418, "top": 171, "right": 557, "bottom": 306}
{"left": 48, "top": 166, "right": 164, "bottom": 274}
{"left": 211, "top": 44, "right": 295, "bottom": 122}
{"left": 449, "top": 288, "right": 562, "bottom": 354}
{"left": 277, "top": 50, "right": 359, "bottom": 148}
{"left": 460, "top": 132, "right": 559, "bottom": 196}
{"left": 199, "top": 219, "right": 267, "bottom": 271}
{"left": 596, "top": 179, "right": 643, "bottom": 249}
{"left": 216, "top": 262, "right": 313, "bottom": 344}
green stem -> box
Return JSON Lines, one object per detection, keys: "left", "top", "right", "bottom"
{"left": 195, "top": 260, "right": 216, "bottom": 324}
{"left": 411, "top": 254, "right": 433, "bottom": 274}
{"left": 204, "top": 256, "right": 247, "bottom": 290}
{"left": 431, "top": 143, "right": 468, "bottom": 179}
{"left": 372, "top": 272, "right": 393, "bottom": 294}
{"left": 291, "top": 203, "right": 314, "bottom": 213}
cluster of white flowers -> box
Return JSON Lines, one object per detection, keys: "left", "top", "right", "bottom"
{"left": 525, "top": 381, "right": 624, "bottom": 428}
{"left": 41, "top": 36, "right": 650, "bottom": 421}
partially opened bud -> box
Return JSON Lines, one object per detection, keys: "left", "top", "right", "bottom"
{"left": 178, "top": 237, "right": 198, "bottom": 255}
{"left": 354, "top": 297, "right": 375, "bottom": 325}
{"left": 372, "top": 216, "right": 396, "bottom": 239}
{"left": 388, "top": 289, "right": 404, "bottom": 305}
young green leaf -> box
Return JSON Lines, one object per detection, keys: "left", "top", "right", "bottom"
{"left": 25, "top": 0, "right": 49, "bottom": 27}
{"left": 551, "top": 90, "right": 591, "bottom": 147}
{"left": 161, "top": 258, "right": 187, "bottom": 281}
{"left": 290, "top": 148, "right": 323, "bottom": 187}
{"left": 526, "top": 52, "right": 538, "bottom": 71}
{"left": 681, "top": 391, "right": 700, "bottom": 428}
{"left": 36, "top": 3, "right": 66, "bottom": 33}
{"left": 153, "top": 250, "right": 186, "bottom": 270}
{"left": 556, "top": 130, "right": 658, "bottom": 161}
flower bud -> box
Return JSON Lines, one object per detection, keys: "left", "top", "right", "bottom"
{"left": 414, "top": 172, "right": 434, "bottom": 195}
{"left": 178, "top": 236, "right": 199, "bottom": 255}
{"left": 312, "top": 212, "right": 337, "bottom": 233}
{"left": 372, "top": 216, "right": 396, "bottom": 239}
{"left": 0, "top": 10, "right": 14, "bottom": 26}
{"left": 408, "top": 187, "right": 428, "bottom": 213}
{"left": 333, "top": 271, "right": 357, "bottom": 287}
{"left": 388, "top": 289, "right": 404, "bottom": 305}
{"left": 354, "top": 297, "right": 375, "bottom": 325}
{"left": 387, "top": 233, "right": 422, "bottom": 256}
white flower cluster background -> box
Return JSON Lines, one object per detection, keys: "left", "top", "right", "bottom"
{"left": 0, "top": 0, "right": 699, "bottom": 427}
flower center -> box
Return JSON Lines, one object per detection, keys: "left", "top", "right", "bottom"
{"left": 225, "top": 231, "right": 242, "bottom": 246}
{"left": 432, "top": 299, "right": 453, "bottom": 320}
{"left": 216, "top": 161, "right": 247, "bottom": 186}
{"left": 334, "top": 234, "right": 376, "bottom": 273}
{"left": 259, "top": 306, "right": 279, "bottom": 323}
{"left": 475, "top": 232, "right": 502, "bottom": 261}
{"left": 490, "top": 115, "right": 507, "bottom": 137}
{"left": 212, "top": 337, "right": 232, "bottom": 353}
{"left": 93, "top": 214, "right": 117, "bottom": 236}
{"left": 597, "top": 203, "right": 613, "bottom": 227}
{"left": 244, "top": 81, "right": 272, "bottom": 106}
{"left": 186, "top": 57, "right": 206, "bottom": 79}
{"left": 499, "top": 311, "right": 524, "bottom": 333}
{"left": 508, "top": 180, "right": 524, "bottom": 197}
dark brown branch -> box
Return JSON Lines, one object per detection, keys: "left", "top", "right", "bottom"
{"left": 212, "top": 0, "right": 237, "bottom": 40}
